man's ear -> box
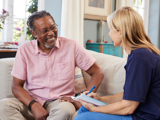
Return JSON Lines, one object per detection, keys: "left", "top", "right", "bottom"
{"left": 31, "top": 30, "right": 37, "bottom": 39}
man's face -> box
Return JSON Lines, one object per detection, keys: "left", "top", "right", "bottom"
{"left": 32, "top": 16, "right": 58, "bottom": 49}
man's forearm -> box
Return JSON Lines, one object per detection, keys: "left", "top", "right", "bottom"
{"left": 12, "top": 85, "right": 49, "bottom": 119}
{"left": 86, "top": 71, "right": 104, "bottom": 92}
{"left": 12, "top": 86, "right": 35, "bottom": 107}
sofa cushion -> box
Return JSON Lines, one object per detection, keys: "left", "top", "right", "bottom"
{"left": 83, "top": 50, "right": 127, "bottom": 96}
{"left": 0, "top": 58, "right": 15, "bottom": 99}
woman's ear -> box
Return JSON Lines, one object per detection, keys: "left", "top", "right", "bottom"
{"left": 118, "top": 30, "right": 121, "bottom": 35}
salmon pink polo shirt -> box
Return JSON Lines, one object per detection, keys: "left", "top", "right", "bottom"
{"left": 11, "top": 37, "right": 95, "bottom": 106}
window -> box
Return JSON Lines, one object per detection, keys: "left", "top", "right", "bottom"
{"left": 13, "top": 0, "right": 29, "bottom": 41}
{"left": 133, "top": 0, "right": 145, "bottom": 19}
{"left": 0, "top": 0, "right": 38, "bottom": 43}
{"left": 0, "top": 0, "right": 4, "bottom": 42}
{"left": 133, "top": 0, "right": 150, "bottom": 34}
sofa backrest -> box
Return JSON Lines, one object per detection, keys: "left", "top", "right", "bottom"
{"left": 83, "top": 50, "right": 127, "bottom": 96}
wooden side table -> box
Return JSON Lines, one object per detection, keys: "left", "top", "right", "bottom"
{"left": 0, "top": 49, "right": 17, "bottom": 58}
{"left": 86, "top": 43, "right": 123, "bottom": 57}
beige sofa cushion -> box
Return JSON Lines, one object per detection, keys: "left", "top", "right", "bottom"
{"left": 0, "top": 58, "right": 15, "bottom": 99}
{"left": 83, "top": 50, "right": 127, "bottom": 96}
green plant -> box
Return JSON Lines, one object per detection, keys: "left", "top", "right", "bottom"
{"left": 27, "top": 0, "right": 38, "bottom": 40}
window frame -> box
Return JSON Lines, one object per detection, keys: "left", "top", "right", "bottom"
{"left": 0, "top": 0, "right": 44, "bottom": 43}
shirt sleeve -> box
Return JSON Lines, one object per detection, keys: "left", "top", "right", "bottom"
{"left": 123, "top": 57, "right": 153, "bottom": 103}
{"left": 11, "top": 46, "right": 27, "bottom": 80}
{"left": 74, "top": 41, "right": 95, "bottom": 71}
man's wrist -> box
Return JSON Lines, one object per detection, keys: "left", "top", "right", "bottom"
{"left": 28, "top": 100, "right": 37, "bottom": 111}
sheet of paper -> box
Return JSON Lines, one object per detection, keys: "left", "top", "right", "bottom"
{"left": 74, "top": 94, "right": 108, "bottom": 106}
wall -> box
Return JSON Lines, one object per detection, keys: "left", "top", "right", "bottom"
{"left": 148, "top": 0, "right": 160, "bottom": 48}
{"left": 45, "top": 0, "right": 62, "bottom": 36}
{"left": 45, "top": 0, "right": 116, "bottom": 48}
{"left": 83, "top": 0, "right": 116, "bottom": 47}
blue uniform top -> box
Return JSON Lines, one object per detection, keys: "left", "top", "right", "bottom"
{"left": 123, "top": 48, "right": 160, "bottom": 120}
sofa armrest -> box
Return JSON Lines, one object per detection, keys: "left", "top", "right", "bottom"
{"left": 0, "top": 58, "right": 15, "bottom": 100}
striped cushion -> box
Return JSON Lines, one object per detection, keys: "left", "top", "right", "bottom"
{"left": 75, "top": 67, "right": 86, "bottom": 94}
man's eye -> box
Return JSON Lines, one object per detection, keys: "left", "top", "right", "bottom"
{"left": 43, "top": 30, "right": 48, "bottom": 33}
{"left": 51, "top": 27, "right": 55, "bottom": 30}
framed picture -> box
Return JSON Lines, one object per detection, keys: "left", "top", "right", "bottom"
{"left": 84, "top": 0, "right": 112, "bottom": 21}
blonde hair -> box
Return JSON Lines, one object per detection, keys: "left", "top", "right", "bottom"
{"left": 107, "top": 6, "right": 160, "bottom": 56}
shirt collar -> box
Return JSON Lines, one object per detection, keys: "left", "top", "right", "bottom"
{"left": 34, "top": 37, "right": 59, "bottom": 55}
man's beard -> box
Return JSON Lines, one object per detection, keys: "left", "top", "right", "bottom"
{"left": 44, "top": 35, "right": 57, "bottom": 48}
{"left": 44, "top": 42, "right": 55, "bottom": 48}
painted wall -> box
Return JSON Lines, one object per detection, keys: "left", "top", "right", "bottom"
{"left": 84, "top": 20, "right": 113, "bottom": 47}
{"left": 148, "top": 0, "right": 160, "bottom": 48}
{"left": 45, "top": 0, "right": 62, "bottom": 36}
{"left": 45, "top": 0, "right": 116, "bottom": 48}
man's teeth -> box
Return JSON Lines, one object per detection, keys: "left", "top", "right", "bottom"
{"left": 47, "top": 38, "right": 54, "bottom": 41}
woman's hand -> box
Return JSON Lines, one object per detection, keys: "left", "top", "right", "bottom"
{"left": 83, "top": 91, "right": 101, "bottom": 101}
{"left": 78, "top": 99, "right": 97, "bottom": 111}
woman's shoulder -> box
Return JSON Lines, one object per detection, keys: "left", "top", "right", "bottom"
{"left": 131, "top": 48, "right": 153, "bottom": 58}
{"left": 129, "top": 48, "right": 160, "bottom": 68}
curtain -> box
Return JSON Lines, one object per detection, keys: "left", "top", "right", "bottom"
{"left": 116, "top": 0, "right": 133, "bottom": 58}
{"left": 60, "top": 0, "right": 84, "bottom": 45}
{"left": 38, "top": 0, "right": 45, "bottom": 11}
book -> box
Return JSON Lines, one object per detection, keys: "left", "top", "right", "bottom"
{"left": 73, "top": 94, "right": 108, "bottom": 106}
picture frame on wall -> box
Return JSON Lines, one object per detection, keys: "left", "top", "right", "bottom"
{"left": 84, "top": 0, "right": 112, "bottom": 21}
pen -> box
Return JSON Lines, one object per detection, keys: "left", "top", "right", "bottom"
{"left": 87, "top": 86, "right": 95, "bottom": 95}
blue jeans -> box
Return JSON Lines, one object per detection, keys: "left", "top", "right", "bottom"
{"left": 74, "top": 106, "right": 133, "bottom": 120}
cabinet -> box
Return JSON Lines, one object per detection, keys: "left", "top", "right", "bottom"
{"left": 0, "top": 49, "right": 17, "bottom": 58}
{"left": 86, "top": 43, "right": 123, "bottom": 58}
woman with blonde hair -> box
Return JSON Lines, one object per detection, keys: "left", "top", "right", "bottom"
{"left": 74, "top": 6, "right": 160, "bottom": 120}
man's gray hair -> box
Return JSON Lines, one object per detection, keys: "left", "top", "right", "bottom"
{"left": 27, "top": 10, "right": 55, "bottom": 32}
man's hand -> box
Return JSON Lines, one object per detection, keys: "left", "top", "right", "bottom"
{"left": 31, "top": 102, "right": 49, "bottom": 120}
{"left": 59, "top": 96, "right": 74, "bottom": 103}
{"left": 59, "top": 96, "right": 81, "bottom": 110}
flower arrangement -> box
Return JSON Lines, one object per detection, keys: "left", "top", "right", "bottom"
{"left": 0, "top": 9, "right": 9, "bottom": 29}
{"left": 15, "top": 27, "right": 21, "bottom": 31}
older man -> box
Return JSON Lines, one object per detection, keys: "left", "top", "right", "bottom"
{"left": 0, "top": 11, "right": 104, "bottom": 120}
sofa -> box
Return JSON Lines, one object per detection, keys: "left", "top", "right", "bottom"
{"left": 0, "top": 50, "right": 127, "bottom": 119}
